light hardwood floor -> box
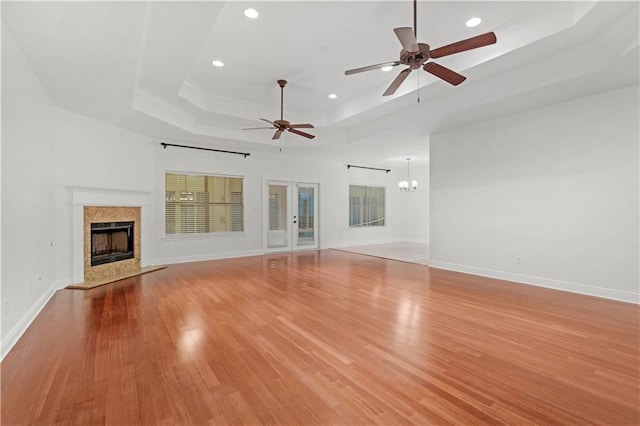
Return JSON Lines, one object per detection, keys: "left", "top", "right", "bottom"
{"left": 336, "top": 242, "right": 429, "bottom": 265}
{"left": 1, "top": 250, "right": 638, "bottom": 425}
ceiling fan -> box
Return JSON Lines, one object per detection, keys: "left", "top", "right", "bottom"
{"left": 243, "top": 80, "right": 315, "bottom": 140}
{"left": 345, "top": 0, "right": 497, "bottom": 96}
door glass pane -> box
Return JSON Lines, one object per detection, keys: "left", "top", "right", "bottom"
{"left": 297, "top": 186, "right": 315, "bottom": 245}
{"left": 268, "top": 185, "right": 288, "bottom": 248}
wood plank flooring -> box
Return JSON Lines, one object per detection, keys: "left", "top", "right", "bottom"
{"left": 336, "top": 242, "right": 429, "bottom": 265}
{"left": 2, "top": 250, "right": 638, "bottom": 425}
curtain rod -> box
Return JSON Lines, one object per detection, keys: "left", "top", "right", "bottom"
{"left": 161, "top": 142, "right": 250, "bottom": 158}
{"left": 347, "top": 164, "right": 390, "bottom": 173}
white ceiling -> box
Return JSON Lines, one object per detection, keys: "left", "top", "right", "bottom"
{"left": 2, "top": 1, "right": 638, "bottom": 167}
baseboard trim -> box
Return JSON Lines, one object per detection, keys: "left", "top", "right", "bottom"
{"left": 428, "top": 260, "right": 639, "bottom": 304}
{"left": 401, "top": 238, "right": 430, "bottom": 245}
{"left": 1, "top": 278, "right": 68, "bottom": 361}
{"left": 152, "top": 249, "right": 264, "bottom": 266}
{"left": 322, "top": 239, "right": 401, "bottom": 249}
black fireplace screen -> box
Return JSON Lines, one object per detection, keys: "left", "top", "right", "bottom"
{"left": 90, "top": 221, "right": 134, "bottom": 266}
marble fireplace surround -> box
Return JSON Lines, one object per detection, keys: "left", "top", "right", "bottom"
{"left": 84, "top": 206, "right": 140, "bottom": 282}
{"left": 70, "top": 186, "right": 152, "bottom": 284}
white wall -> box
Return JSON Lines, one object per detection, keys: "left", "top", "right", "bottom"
{"left": 52, "top": 108, "right": 154, "bottom": 284}
{"left": 152, "top": 143, "right": 414, "bottom": 264}
{"left": 430, "top": 86, "right": 639, "bottom": 303}
{"left": 1, "top": 25, "right": 156, "bottom": 357}
{"left": 398, "top": 157, "right": 429, "bottom": 245}
{"left": 1, "top": 26, "right": 57, "bottom": 352}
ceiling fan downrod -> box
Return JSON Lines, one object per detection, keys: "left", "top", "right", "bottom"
{"left": 278, "top": 79, "right": 286, "bottom": 121}
{"left": 413, "top": 0, "right": 417, "bottom": 39}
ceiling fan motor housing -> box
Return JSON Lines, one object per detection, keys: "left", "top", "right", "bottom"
{"left": 400, "top": 43, "right": 431, "bottom": 68}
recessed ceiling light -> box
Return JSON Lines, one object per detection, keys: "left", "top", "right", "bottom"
{"left": 211, "top": 60, "right": 224, "bottom": 67}
{"left": 381, "top": 65, "right": 393, "bottom": 72}
{"left": 244, "top": 8, "right": 259, "bottom": 19}
{"left": 328, "top": 94, "right": 337, "bottom": 99}
{"left": 466, "top": 17, "right": 481, "bottom": 27}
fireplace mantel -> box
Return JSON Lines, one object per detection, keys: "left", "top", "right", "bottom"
{"left": 69, "top": 186, "right": 152, "bottom": 284}
{"left": 69, "top": 186, "right": 153, "bottom": 207}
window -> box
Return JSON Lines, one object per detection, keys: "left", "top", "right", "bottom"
{"left": 165, "top": 172, "right": 244, "bottom": 235}
{"left": 349, "top": 185, "right": 385, "bottom": 227}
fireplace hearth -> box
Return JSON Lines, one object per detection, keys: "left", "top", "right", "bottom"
{"left": 90, "top": 221, "right": 134, "bottom": 266}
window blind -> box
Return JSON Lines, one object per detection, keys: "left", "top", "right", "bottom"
{"left": 165, "top": 172, "right": 244, "bottom": 235}
{"left": 349, "top": 185, "right": 385, "bottom": 227}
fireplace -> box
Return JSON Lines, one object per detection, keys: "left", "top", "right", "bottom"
{"left": 90, "top": 221, "right": 134, "bottom": 266}
{"left": 82, "top": 206, "right": 140, "bottom": 283}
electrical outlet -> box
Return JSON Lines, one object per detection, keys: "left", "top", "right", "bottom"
{"left": 515, "top": 256, "right": 522, "bottom": 266}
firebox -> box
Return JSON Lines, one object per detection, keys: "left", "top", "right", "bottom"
{"left": 90, "top": 221, "right": 134, "bottom": 266}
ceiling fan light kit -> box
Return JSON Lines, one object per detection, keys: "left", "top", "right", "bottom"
{"left": 345, "top": 0, "right": 497, "bottom": 96}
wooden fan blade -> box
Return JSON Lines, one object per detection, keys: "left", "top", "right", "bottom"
{"left": 260, "top": 118, "right": 276, "bottom": 125}
{"left": 430, "top": 32, "right": 497, "bottom": 59}
{"left": 383, "top": 68, "right": 412, "bottom": 96}
{"left": 288, "top": 128, "right": 315, "bottom": 139}
{"left": 393, "top": 27, "right": 418, "bottom": 53}
{"left": 272, "top": 129, "right": 284, "bottom": 140}
{"left": 289, "top": 123, "right": 314, "bottom": 129}
{"left": 242, "top": 127, "right": 274, "bottom": 130}
{"left": 345, "top": 61, "right": 401, "bottom": 75}
{"left": 423, "top": 62, "right": 466, "bottom": 86}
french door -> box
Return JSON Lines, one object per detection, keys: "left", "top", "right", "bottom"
{"left": 264, "top": 181, "right": 319, "bottom": 252}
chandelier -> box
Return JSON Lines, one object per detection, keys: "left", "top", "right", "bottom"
{"left": 398, "top": 158, "right": 418, "bottom": 191}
